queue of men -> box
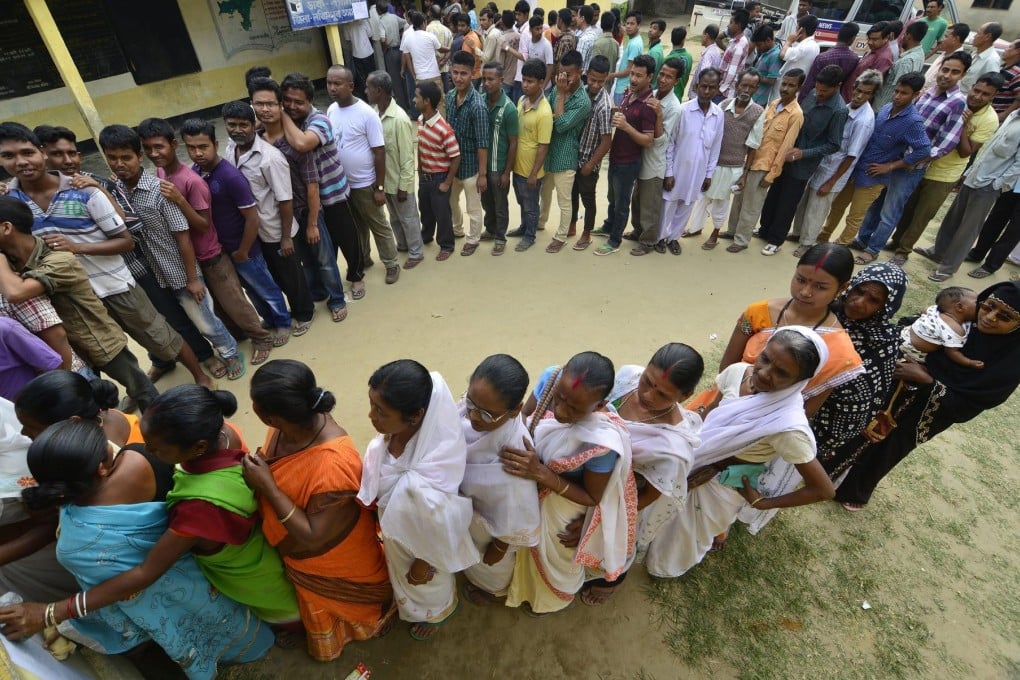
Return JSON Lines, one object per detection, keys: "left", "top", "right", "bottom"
{"left": 2, "top": 2, "right": 1020, "bottom": 407}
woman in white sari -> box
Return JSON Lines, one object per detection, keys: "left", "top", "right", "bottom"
{"left": 458, "top": 354, "right": 541, "bottom": 605}
{"left": 646, "top": 327, "right": 837, "bottom": 578}
{"left": 359, "top": 361, "right": 479, "bottom": 640}
{"left": 502, "top": 352, "right": 637, "bottom": 615}
{"left": 581, "top": 343, "right": 705, "bottom": 605}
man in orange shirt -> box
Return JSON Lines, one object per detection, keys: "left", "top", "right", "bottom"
{"left": 456, "top": 13, "right": 483, "bottom": 85}
{"left": 722, "top": 69, "right": 805, "bottom": 252}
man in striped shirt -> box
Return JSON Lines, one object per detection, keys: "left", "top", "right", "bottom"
{"left": 415, "top": 80, "right": 461, "bottom": 260}
{"left": 718, "top": 10, "right": 751, "bottom": 99}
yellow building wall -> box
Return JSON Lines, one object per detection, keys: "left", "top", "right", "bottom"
{"left": 6, "top": 1, "right": 329, "bottom": 142}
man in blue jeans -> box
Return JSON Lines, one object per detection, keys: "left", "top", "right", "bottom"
{"left": 188, "top": 116, "right": 293, "bottom": 340}
{"left": 507, "top": 59, "right": 552, "bottom": 251}
{"left": 594, "top": 54, "right": 658, "bottom": 255}
{"left": 850, "top": 71, "right": 951, "bottom": 262}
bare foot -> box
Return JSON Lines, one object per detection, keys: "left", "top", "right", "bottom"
{"left": 463, "top": 582, "right": 499, "bottom": 606}
{"left": 579, "top": 584, "right": 618, "bottom": 606}
{"left": 840, "top": 501, "right": 865, "bottom": 513}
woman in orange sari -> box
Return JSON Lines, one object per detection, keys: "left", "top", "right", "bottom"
{"left": 241, "top": 360, "right": 395, "bottom": 661}
{"left": 689, "top": 244, "right": 864, "bottom": 418}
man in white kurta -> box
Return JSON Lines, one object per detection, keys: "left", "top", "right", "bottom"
{"left": 659, "top": 69, "right": 724, "bottom": 249}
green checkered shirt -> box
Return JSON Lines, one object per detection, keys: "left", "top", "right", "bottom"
{"left": 543, "top": 85, "right": 592, "bottom": 173}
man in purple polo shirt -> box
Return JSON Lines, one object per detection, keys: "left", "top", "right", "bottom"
{"left": 0, "top": 316, "right": 61, "bottom": 400}
{"left": 180, "top": 119, "right": 288, "bottom": 365}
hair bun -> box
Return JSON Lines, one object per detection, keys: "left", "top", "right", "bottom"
{"left": 211, "top": 389, "right": 239, "bottom": 418}
{"left": 310, "top": 389, "right": 336, "bottom": 413}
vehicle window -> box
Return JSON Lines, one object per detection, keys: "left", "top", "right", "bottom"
{"left": 854, "top": 0, "right": 908, "bottom": 23}
{"left": 811, "top": 0, "right": 857, "bottom": 20}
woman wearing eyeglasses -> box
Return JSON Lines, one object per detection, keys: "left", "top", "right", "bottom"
{"left": 457, "top": 355, "right": 541, "bottom": 606}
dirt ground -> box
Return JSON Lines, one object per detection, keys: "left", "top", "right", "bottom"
{"left": 66, "top": 27, "right": 1020, "bottom": 680}
{"left": 148, "top": 150, "right": 1017, "bottom": 680}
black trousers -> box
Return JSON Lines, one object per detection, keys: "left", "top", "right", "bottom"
{"left": 570, "top": 168, "right": 600, "bottom": 232}
{"left": 261, "top": 239, "right": 315, "bottom": 323}
{"left": 419, "top": 172, "right": 454, "bottom": 251}
{"left": 322, "top": 201, "right": 365, "bottom": 283}
{"left": 760, "top": 173, "right": 810, "bottom": 246}
{"left": 969, "top": 191, "right": 1020, "bottom": 272}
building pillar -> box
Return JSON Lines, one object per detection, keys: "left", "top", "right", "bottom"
{"left": 24, "top": 0, "right": 105, "bottom": 144}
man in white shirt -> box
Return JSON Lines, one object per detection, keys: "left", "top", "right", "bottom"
{"left": 507, "top": 16, "right": 554, "bottom": 92}
{"left": 777, "top": 15, "right": 820, "bottom": 99}
{"left": 326, "top": 66, "right": 401, "bottom": 285}
{"left": 377, "top": 0, "right": 409, "bottom": 111}
{"left": 960, "top": 22, "right": 1003, "bottom": 95}
{"left": 342, "top": 19, "right": 377, "bottom": 99}
{"left": 777, "top": 0, "right": 812, "bottom": 42}
{"left": 427, "top": 5, "right": 454, "bottom": 90}
{"left": 402, "top": 10, "right": 448, "bottom": 115}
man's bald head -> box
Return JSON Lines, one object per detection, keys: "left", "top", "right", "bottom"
{"left": 328, "top": 65, "right": 354, "bottom": 82}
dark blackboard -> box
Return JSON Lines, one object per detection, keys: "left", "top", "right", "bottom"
{"left": 0, "top": 0, "right": 128, "bottom": 100}
{"left": 0, "top": 0, "right": 200, "bottom": 100}
{"left": 104, "top": 0, "right": 201, "bottom": 85}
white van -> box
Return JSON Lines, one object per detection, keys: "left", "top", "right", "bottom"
{"left": 689, "top": 0, "right": 960, "bottom": 53}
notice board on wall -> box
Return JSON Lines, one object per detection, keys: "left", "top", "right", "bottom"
{"left": 283, "top": 0, "right": 369, "bottom": 30}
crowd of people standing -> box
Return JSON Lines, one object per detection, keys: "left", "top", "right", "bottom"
{"left": 0, "top": 1, "right": 1018, "bottom": 677}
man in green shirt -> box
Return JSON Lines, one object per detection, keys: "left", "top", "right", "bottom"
{"left": 647, "top": 19, "right": 666, "bottom": 88}
{"left": 665, "top": 26, "right": 694, "bottom": 100}
{"left": 918, "top": 0, "right": 948, "bottom": 58}
{"left": 366, "top": 71, "right": 425, "bottom": 269}
{"left": 591, "top": 12, "right": 619, "bottom": 93}
{"left": 539, "top": 51, "right": 593, "bottom": 252}
{"left": 479, "top": 61, "right": 519, "bottom": 255}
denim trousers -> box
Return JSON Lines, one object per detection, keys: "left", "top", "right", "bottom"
{"left": 137, "top": 270, "right": 213, "bottom": 370}
{"left": 855, "top": 168, "right": 925, "bottom": 255}
{"left": 294, "top": 213, "right": 346, "bottom": 310}
{"left": 173, "top": 278, "right": 239, "bottom": 361}
{"left": 513, "top": 173, "right": 543, "bottom": 244}
{"left": 234, "top": 250, "right": 292, "bottom": 329}
{"left": 602, "top": 160, "right": 641, "bottom": 248}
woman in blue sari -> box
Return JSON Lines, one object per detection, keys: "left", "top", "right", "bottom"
{"left": 0, "top": 420, "right": 273, "bottom": 680}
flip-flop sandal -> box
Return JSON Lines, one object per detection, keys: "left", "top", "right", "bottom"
{"left": 680, "top": 230, "right": 702, "bottom": 238}
{"left": 251, "top": 341, "right": 272, "bottom": 366}
{"left": 702, "top": 239, "right": 719, "bottom": 250}
{"left": 351, "top": 281, "right": 366, "bottom": 300}
{"left": 572, "top": 237, "right": 592, "bottom": 251}
{"left": 967, "top": 267, "right": 993, "bottom": 279}
{"left": 840, "top": 502, "right": 865, "bottom": 513}
{"left": 272, "top": 330, "right": 290, "bottom": 347}
{"left": 331, "top": 306, "right": 348, "bottom": 322}
{"left": 409, "top": 599, "right": 460, "bottom": 640}
{"left": 225, "top": 352, "right": 246, "bottom": 381}
{"left": 853, "top": 254, "right": 875, "bottom": 265}
{"left": 888, "top": 255, "right": 907, "bottom": 266}
{"left": 203, "top": 357, "right": 227, "bottom": 379}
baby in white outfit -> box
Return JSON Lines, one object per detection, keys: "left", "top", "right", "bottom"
{"left": 900, "top": 286, "right": 983, "bottom": 369}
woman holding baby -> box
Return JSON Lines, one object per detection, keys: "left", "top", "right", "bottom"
{"left": 831, "top": 281, "right": 1020, "bottom": 510}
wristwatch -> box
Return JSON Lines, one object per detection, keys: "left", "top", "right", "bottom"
{"left": 375, "top": 184, "right": 384, "bottom": 192}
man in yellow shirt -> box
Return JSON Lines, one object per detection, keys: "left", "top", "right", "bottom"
{"left": 507, "top": 59, "right": 552, "bottom": 251}
{"left": 887, "top": 73, "right": 1001, "bottom": 264}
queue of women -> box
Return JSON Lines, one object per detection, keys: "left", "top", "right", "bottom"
{"left": 0, "top": 243, "right": 1017, "bottom": 678}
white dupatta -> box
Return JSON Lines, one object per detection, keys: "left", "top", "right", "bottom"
{"left": 690, "top": 326, "right": 829, "bottom": 468}
{"left": 458, "top": 403, "right": 541, "bottom": 547}
{"left": 608, "top": 365, "right": 702, "bottom": 499}
{"left": 359, "top": 372, "right": 480, "bottom": 573}
{"left": 0, "top": 398, "right": 32, "bottom": 499}
{"left": 532, "top": 410, "right": 637, "bottom": 581}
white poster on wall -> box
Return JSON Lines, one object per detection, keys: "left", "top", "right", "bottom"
{"left": 210, "top": 0, "right": 313, "bottom": 57}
